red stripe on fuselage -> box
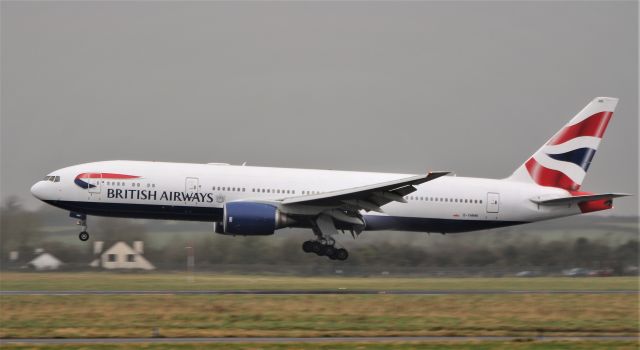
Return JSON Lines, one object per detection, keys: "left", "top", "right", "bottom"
{"left": 525, "top": 158, "right": 580, "bottom": 191}
{"left": 76, "top": 173, "right": 140, "bottom": 179}
{"left": 547, "top": 111, "right": 612, "bottom": 145}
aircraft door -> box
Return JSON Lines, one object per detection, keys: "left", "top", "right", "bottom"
{"left": 88, "top": 173, "right": 101, "bottom": 194}
{"left": 486, "top": 192, "right": 500, "bottom": 213}
{"left": 186, "top": 177, "right": 199, "bottom": 196}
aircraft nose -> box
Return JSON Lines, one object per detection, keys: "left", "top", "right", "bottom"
{"left": 30, "top": 181, "right": 46, "bottom": 200}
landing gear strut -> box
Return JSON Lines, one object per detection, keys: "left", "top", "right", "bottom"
{"left": 301, "top": 214, "right": 349, "bottom": 261}
{"left": 76, "top": 217, "right": 89, "bottom": 241}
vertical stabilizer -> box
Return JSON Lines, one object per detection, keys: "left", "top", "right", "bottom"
{"left": 508, "top": 97, "right": 618, "bottom": 191}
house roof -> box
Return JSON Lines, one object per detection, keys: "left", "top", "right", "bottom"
{"left": 28, "top": 253, "right": 63, "bottom": 266}
{"left": 101, "top": 242, "right": 140, "bottom": 256}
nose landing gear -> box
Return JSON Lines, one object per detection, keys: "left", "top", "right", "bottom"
{"left": 72, "top": 212, "right": 89, "bottom": 241}
{"left": 79, "top": 230, "right": 89, "bottom": 241}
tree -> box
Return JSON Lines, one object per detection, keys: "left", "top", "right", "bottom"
{"left": 0, "top": 197, "right": 43, "bottom": 255}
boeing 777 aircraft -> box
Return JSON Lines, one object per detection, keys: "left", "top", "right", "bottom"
{"left": 31, "top": 97, "right": 630, "bottom": 260}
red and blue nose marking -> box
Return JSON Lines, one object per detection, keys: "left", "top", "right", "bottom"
{"left": 74, "top": 173, "right": 140, "bottom": 189}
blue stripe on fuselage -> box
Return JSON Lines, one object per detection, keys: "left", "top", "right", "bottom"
{"left": 45, "top": 200, "right": 527, "bottom": 233}
{"left": 363, "top": 215, "right": 526, "bottom": 233}
{"left": 44, "top": 200, "right": 224, "bottom": 222}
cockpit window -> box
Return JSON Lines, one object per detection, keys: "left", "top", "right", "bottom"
{"left": 42, "top": 176, "right": 60, "bottom": 182}
{"left": 54, "top": 176, "right": 60, "bottom": 182}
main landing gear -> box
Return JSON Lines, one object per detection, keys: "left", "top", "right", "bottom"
{"left": 302, "top": 240, "right": 349, "bottom": 261}
{"left": 302, "top": 214, "right": 349, "bottom": 260}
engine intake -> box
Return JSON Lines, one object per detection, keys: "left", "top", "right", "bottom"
{"left": 220, "top": 202, "right": 293, "bottom": 235}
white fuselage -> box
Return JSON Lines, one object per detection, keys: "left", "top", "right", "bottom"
{"left": 31, "top": 160, "right": 580, "bottom": 234}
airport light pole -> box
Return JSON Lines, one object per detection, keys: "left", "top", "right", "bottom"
{"left": 185, "top": 244, "right": 194, "bottom": 283}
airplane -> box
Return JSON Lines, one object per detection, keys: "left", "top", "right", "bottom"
{"left": 31, "top": 97, "right": 630, "bottom": 260}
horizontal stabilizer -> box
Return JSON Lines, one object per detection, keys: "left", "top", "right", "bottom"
{"left": 531, "top": 193, "right": 631, "bottom": 205}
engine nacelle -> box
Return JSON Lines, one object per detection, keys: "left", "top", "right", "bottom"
{"left": 220, "top": 202, "right": 293, "bottom": 235}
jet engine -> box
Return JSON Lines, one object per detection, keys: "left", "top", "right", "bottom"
{"left": 216, "top": 201, "right": 294, "bottom": 235}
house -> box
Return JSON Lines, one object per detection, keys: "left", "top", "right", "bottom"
{"left": 27, "top": 252, "right": 63, "bottom": 271}
{"left": 90, "top": 241, "right": 155, "bottom": 270}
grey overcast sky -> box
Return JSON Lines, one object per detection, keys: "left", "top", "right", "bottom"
{"left": 1, "top": 1, "right": 638, "bottom": 215}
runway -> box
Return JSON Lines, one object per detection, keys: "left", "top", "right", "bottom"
{"left": 1, "top": 336, "right": 638, "bottom": 345}
{"left": 1, "top": 289, "right": 637, "bottom": 295}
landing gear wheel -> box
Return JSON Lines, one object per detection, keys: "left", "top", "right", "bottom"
{"left": 79, "top": 231, "right": 89, "bottom": 241}
{"left": 324, "top": 246, "right": 337, "bottom": 259}
{"left": 302, "top": 241, "right": 314, "bottom": 253}
{"left": 310, "top": 241, "right": 323, "bottom": 255}
{"left": 315, "top": 244, "right": 328, "bottom": 256}
{"left": 336, "top": 248, "right": 348, "bottom": 261}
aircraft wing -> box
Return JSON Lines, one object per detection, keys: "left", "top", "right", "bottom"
{"left": 530, "top": 193, "right": 631, "bottom": 205}
{"left": 279, "top": 171, "right": 450, "bottom": 212}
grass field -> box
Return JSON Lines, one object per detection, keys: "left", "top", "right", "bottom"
{"left": 1, "top": 272, "right": 638, "bottom": 291}
{"left": 1, "top": 341, "right": 639, "bottom": 350}
{"left": 1, "top": 273, "right": 637, "bottom": 348}
{"left": 1, "top": 294, "right": 637, "bottom": 338}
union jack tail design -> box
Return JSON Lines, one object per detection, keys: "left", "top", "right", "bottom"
{"left": 509, "top": 97, "right": 618, "bottom": 191}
